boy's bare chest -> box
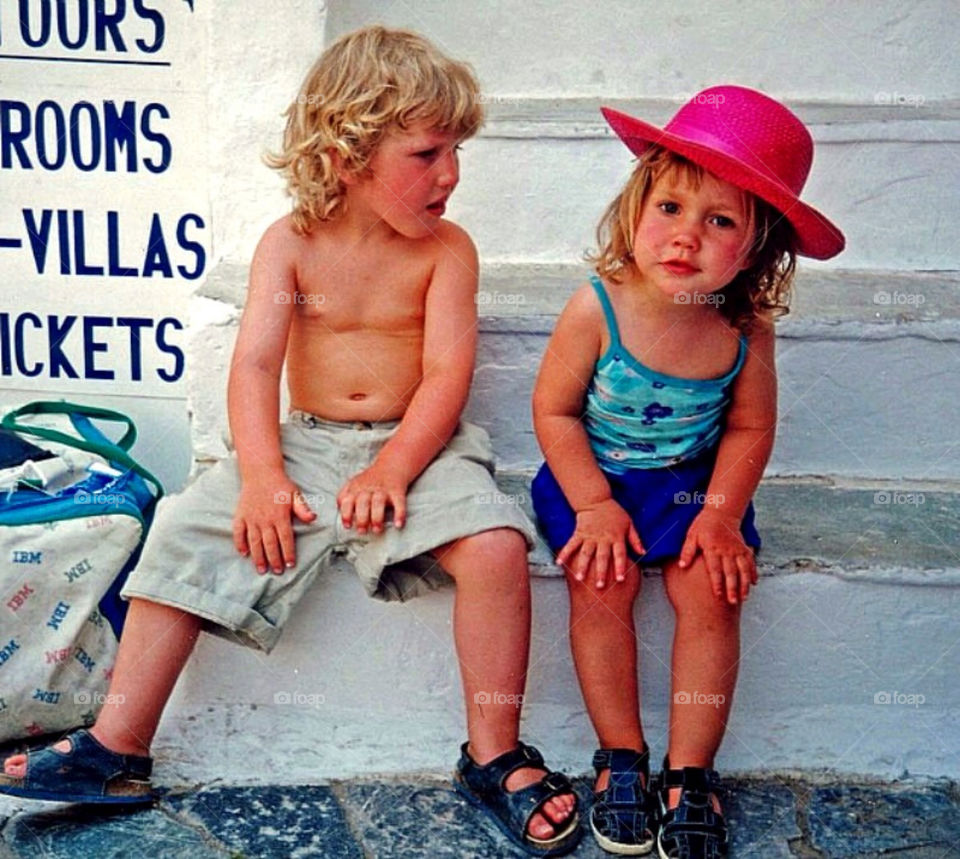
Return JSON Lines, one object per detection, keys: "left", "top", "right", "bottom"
{"left": 294, "top": 261, "right": 430, "bottom": 332}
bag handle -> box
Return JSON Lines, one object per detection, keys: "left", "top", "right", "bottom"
{"left": 1, "top": 400, "right": 163, "bottom": 500}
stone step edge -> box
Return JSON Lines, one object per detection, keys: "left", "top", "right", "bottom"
{"left": 198, "top": 263, "right": 960, "bottom": 332}
{"left": 479, "top": 95, "right": 960, "bottom": 143}
{"left": 492, "top": 471, "right": 960, "bottom": 582}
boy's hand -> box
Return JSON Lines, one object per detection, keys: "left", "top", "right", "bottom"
{"left": 337, "top": 464, "right": 409, "bottom": 534}
{"left": 232, "top": 476, "right": 317, "bottom": 574}
{"left": 556, "top": 498, "right": 644, "bottom": 589}
{"left": 678, "top": 510, "right": 758, "bottom": 604}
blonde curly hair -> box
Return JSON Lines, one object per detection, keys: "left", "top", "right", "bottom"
{"left": 266, "top": 26, "right": 484, "bottom": 233}
{"left": 590, "top": 146, "right": 797, "bottom": 333}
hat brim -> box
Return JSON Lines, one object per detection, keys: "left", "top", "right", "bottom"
{"left": 601, "top": 107, "right": 845, "bottom": 260}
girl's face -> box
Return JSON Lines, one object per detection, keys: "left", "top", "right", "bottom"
{"left": 631, "top": 169, "right": 754, "bottom": 303}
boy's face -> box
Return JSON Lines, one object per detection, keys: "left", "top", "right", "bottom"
{"left": 348, "top": 121, "right": 462, "bottom": 239}
{"left": 631, "top": 169, "right": 754, "bottom": 301}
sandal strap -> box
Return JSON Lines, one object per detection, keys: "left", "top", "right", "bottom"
{"left": 591, "top": 747, "right": 655, "bottom": 845}
{"left": 24, "top": 729, "right": 152, "bottom": 794}
{"left": 658, "top": 761, "right": 727, "bottom": 857}
{"left": 457, "top": 742, "right": 577, "bottom": 843}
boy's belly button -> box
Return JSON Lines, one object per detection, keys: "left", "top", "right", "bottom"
{"left": 349, "top": 392, "right": 367, "bottom": 401}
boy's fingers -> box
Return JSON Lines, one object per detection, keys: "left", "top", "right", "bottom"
{"left": 292, "top": 493, "right": 316, "bottom": 522}
{"left": 391, "top": 492, "right": 406, "bottom": 529}
{"left": 353, "top": 493, "right": 371, "bottom": 532}
{"left": 232, "top": 520, "right": 248, "bottom": 556}
{"left": 261, "top": 528, "right": 284, "bottom": 573}
{"left": 278, "top": 523, "right": 296, "bottom": 569}
{"left": 370, "top": 491, "right": 387, "bottom": 532}
{"left": 247, "top": 528, "right": 267, "bottom": 573}
{"left": 338, "top": 492, "right": 354, "bottom": 527}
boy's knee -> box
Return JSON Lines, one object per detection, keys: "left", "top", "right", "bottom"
{"left": 434, "top": 528, "right": 528, "bottom": 578}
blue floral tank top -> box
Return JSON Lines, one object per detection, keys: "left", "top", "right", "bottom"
{"left": 584, "top": 275, "right": 747, "bottom": 473}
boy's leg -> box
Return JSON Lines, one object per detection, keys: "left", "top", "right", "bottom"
{"left": 566, "top": 564, "right": 646, "bottom": 791}
{"left": 431, "top": 528, "right": 576, "bottom": 839}
{"left": 2, "top": 597, "right": 201, "bottom": 776}
{"left": 662, "top": 555, "right": 740, "bottom": 810}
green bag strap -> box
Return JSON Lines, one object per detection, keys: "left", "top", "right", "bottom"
{"left": 1, "top": 400, "right": 163, "bottom": 500}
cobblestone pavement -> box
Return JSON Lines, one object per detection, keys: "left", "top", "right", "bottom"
{"left": 2, "top": 774, "right": 959, "bottom": 857}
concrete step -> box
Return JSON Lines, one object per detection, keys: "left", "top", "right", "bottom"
{"left": 17, "top": 477, "right": 943, "bottom": 786}
{"left": 3, "top": 774, "right": 959, "bottom": 857}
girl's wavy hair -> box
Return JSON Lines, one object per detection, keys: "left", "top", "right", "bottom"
{"left": 266, "top": 26, "right": 484, "bottom": 233}
{"left": 589, "top": 146, "right": 798, "bottom": 332}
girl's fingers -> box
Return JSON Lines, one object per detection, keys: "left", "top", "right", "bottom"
{"left": 555, "top": 534, "right": 583, "bottom": 569}
{"left": 612, "top": 542, "right": 628, "bottom": 581}
{"left": 594, "top": 543, "right": 611, "bottom": 589}
{"left": 722, "top": 555, "right": 739, "bottom": 604}
{"left": 705, "top": 551, "right": 724, "bottom": 599}
{"left": 575, "top": 540, "right": 597, "bottom": 581}
{"left": 628, "top": 524, "right": 645, "bottom": 556}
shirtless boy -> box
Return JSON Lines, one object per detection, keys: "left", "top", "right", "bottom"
{"left": 1, "top": 26, "right": 580, "bottom": 857}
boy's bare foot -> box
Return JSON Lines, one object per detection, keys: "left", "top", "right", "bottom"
{"left": 2, "top": 727, "right": 148, "bottom": 778}
{"left": 504, "top": 762, "right": 577, "bottom": 839}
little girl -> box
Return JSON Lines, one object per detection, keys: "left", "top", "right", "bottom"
{"left": 531, "top": 87, "right": 844, "bottom": 857}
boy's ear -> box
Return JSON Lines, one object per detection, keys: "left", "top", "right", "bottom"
{"left": 328, "top": 148, "right": 359, "bottom": 185}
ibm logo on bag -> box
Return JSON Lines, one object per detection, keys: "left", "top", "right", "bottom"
{"left": 12, "top": 550, "right": 43, "bottom": 564}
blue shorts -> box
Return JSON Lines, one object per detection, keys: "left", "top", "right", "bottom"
{"left": 531, "top": 448, "right": 761, "bottom": 565}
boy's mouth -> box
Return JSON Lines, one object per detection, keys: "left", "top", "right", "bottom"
{"left": 661, "top": 259, "right": 699, "bottom": 275}
{"left": 426, "top": 198, "right": 447, "bottom": 217}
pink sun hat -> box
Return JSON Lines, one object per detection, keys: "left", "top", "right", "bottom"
{"left": 601, "top": 86, "right": 845, "bottom": 260}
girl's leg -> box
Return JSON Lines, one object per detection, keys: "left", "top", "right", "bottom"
{"left": 3, "top": 598, "right": 202, "bottom": 776}
{"left": 662, "top": 555, "right": 741, "bottom": 808}
{"left": 566, "top": 563, "right": 645, "bottom": 790}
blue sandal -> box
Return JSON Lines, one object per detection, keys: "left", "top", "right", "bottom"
{"left": 454, "top": 741, "right": 581, "bottom": 856}
{"left": 655, "top": 758, "right": 728, "bottom": 858}
{"left": 590, "top": 747, "right": 657, "bottom": 855}
{"left": 0, "top": 729, "right": 155, "bottom": 804}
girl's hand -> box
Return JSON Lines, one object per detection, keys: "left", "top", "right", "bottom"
{"left": 556, "top": 498, "right": 644, "bottom": 589}
{"left": 678, "top": 510, "right": 758, "bottom": 604}
{"left": 337, "top": 464, "right": 409, "bottom": 534}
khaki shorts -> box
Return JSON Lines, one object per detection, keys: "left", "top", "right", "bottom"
{"left": 121, "top": 412, "right": 536, "bottom": 653}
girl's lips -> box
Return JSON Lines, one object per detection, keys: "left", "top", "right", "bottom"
{"left": 662, "top": 260, "right": 699, "bottom": 275}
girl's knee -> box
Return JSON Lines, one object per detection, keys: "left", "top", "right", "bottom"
{"left": 566, "top": 565, "right": 642, "bottom": 609}
{"left": 664, "top": 559, "right": 739, "bottom": 622}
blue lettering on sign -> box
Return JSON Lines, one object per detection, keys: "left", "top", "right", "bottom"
{"left": 0, "top": 100, "right": 171, "bottom": 174}
{"left": 3, "top": 1, "right": 166, "bottom": 54}
{"left": 0, "top": 312, "right": 186, "bottom": 383}
{"left": 0, "top": 639, "right": 21, "bottom": 666}
{"left": 19, "top": 210, "right": 206, "bottom": 278}
{"left": 12, "top": 550, "right": 42, "bottom": 563}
